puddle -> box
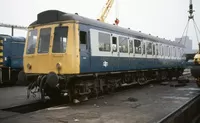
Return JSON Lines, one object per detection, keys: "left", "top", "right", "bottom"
{"left": 127, "top": 97, "right": 138, "bottom": 102}
{"left": 177, "top": 88, "right": 200, "bottom": 91}
{"left": 162, "top": 96, "right": 190, "bottom": 100}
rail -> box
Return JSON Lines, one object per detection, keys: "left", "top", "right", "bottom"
{"left": 157, "top": 93, "right": 200, "bottom": 123}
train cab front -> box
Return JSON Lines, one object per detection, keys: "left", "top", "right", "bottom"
{"left": 20, "top": 10, "right": 80, "bottom": 100}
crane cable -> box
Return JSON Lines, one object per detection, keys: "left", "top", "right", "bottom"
{"left": 178, "top": 0, "right": 200, "bottom": 53}
{"left": 179, "top": 19, "right": 190, "bottom": 45}
{"left": 193, "top": 19, "right": 200, "bottom": 43}
{"left": 115, "top": 0, "right": 119, "bottom": 24}
{"left": 180, "top": 19, "right": 200, "bottom": 49}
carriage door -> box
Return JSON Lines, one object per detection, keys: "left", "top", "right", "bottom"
{"left": 111, "top": 34, "right": 119, "bottom": 71}
{"left": 79, "top": 24, "right": 90, "bottom": 73}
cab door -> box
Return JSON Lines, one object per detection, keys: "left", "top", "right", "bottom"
{"left": 79, "top": 24, "right": 90, "bottom": 73}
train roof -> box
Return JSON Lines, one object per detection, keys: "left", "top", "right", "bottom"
{"left": 0, "top": 34, "right": 25, "bottom": 42}
{"left": 30, "top": 10, "right": 184, "bottom": 47}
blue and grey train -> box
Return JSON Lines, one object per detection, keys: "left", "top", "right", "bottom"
{"left": 21, "top": 10, "right": 186, "bottom": 102}
{"left": 0, "top": 34, "right": 25, "bottom": 85}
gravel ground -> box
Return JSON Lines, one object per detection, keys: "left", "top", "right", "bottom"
{"left": 0, "top": 79, "right": 200, "bottom": 123}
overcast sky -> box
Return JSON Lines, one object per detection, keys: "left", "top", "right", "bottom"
{"left": 0, "top": 0, "right": 200, "bottom": 49}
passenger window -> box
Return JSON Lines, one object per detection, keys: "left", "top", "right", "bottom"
{"left": 112, "top": 37, "right": 117, "bottom": 52}
{"left": 152, "top": 44, "right": 155, "bottom": 55}
{"left": 174, "top": 47, "right": 176, "bottom": 57}
{"left": 134, "top": 39, "right": 141, "bottom": 54}
{"left": 165, "top": 46, "right": 168, "bottom": 56}
{"left": 156, "top": 44, "right": 159, "bottom": 56}
{"left": 38, "top": 28, "right": 51, "bottom": 53}
{"left": 176, "top": 48, "right": 179, "bottom": 58}
{"left": 142, "top": 42, "right": 145, "bottom": 55}
{"left": 147, "top": 42, "right": 152, "bottom": 55}
{"left": 119, "top": 36, "right": 128, "bottom": 53}
{"left": 129, "top": 40, "right": 133, "bottom": 53}
{"left": 80, "top": 31, "right": 87, "bottom": 50}
{"left": 159, "top": 44, "right": 162, "bottom": 56}
{"left": 52, "top": 26, "right": 68, "bottom": 53}
{"left": 168, "top": 47, "right": 171, "bottom": 57}
{"left": 178, "top": 48, "right": 180, "bottom": 58}
{"left": 162, "top": 45, "right": 164, "bottom": 56}
{"left": 99, "top": 32, "right": 111, "bottom": 52}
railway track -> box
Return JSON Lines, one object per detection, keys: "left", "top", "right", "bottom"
{"left": 0, "top": 99, "right": 68, "bottom": 120}
{"left": 157, "top": 93, "right": 200, "bottom": 123}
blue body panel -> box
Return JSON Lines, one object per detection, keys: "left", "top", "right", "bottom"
{"left": 79, "top": 25, "right": 186, "bottom": 73}
{"left": 0, "top": 35, "right": 25, "bottom": 69}
{"left": 81, "top": 56, "right": 184, "bottom": 73}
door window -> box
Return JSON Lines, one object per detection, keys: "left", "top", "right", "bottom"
{"left": 134, "top": 39, "right": 141, "bottom": 54}
{"left": 112, "top": 37, "right": 118, "bottom": 52}
{"left": 80, "top": 31, "right": 87, "bottom": 50}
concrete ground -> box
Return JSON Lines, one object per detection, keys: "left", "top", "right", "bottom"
{"left": 0, "top": 86, "right": 40, "bottom": 109}
{"left": 0, "top": 78, "right": 199, "bottom": 123}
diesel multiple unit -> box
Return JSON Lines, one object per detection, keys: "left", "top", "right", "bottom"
{"left": 20, "top": 10, "right": 186, "bottom": 102}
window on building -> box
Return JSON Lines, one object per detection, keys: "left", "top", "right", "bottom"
{"left": 38, "top": 28, "right": 51, "bottom": 53}
{"left": 129, "top": 40, "right": 133, "bottom": 53}
{"left": 119, "top": 36, "right": 128, "bottom": 53}
{"left": 99, "top": 32, "right": 111, "bottom": 52}
{"left": 134, "top": 39, "right": 141, "bottom": 54}
{"left": 147, "top": 42, "right": 152, "bottom": 55}
{"left": 112, "top": 36, "right": 118, "bottom": 52}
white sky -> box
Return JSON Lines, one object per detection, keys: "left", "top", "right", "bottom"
{"left": 0, "top": 0, "right": 200, "bottom": 49}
